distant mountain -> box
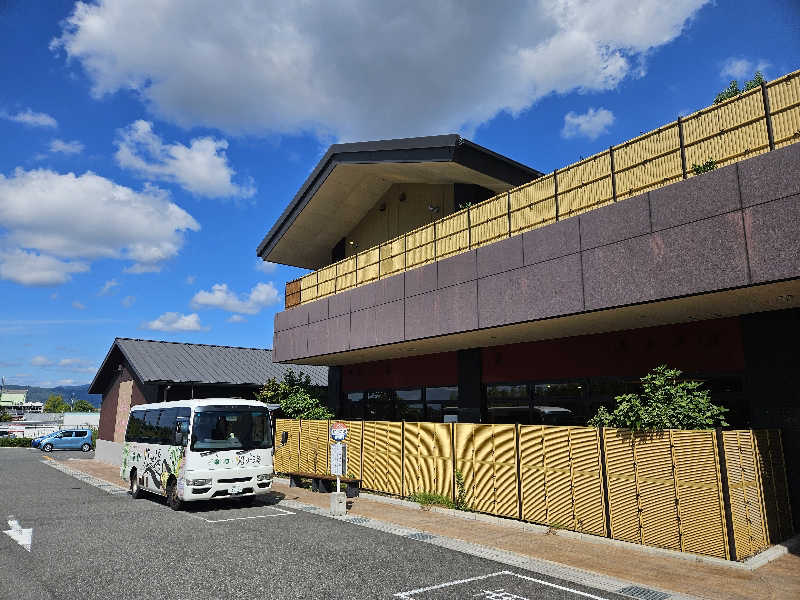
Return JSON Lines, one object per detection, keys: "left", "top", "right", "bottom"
{"left": 2, "top": 383, "right": 101, "bottom": 408}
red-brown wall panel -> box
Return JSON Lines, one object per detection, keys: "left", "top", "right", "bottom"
{"left": 342, "top": 351, "right": 458, "bottom": 392}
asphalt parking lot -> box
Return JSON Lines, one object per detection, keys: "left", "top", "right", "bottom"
{"left": 1, "top": 449, "right": 628, "bottom": 599}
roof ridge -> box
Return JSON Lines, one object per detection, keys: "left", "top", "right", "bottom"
{"left": 115, "top": 337, "right": 273, "bottom": 352}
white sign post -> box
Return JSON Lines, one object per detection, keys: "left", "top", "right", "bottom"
{"left": 330, "top": 422, "right": 348, "bottom": 494}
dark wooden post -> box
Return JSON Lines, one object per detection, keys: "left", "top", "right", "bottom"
{"left": 609, "top": 146, "right": 617, "bottom": 202}
{"left": 761, "top": 80, "right": 775, "bottom": 151}
{"left": 678, "top": 116, "right": 688, "bottom": 179}
{"left": 553, "top": 169, "right": 560, "bottom": 222}
{"left": 716, "top": 428, "right": 738, "bottom": 560}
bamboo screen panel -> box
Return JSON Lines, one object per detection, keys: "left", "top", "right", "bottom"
{"left": 300, "top": 272, "right": 318, "bottom": 304}
{"left": 767, "top": 70, "right": 800, "bottom": 148}
{"left": 613, "top": 124, "right": 682, "bottom": 198}
{"left": 436, "top": 210, "right": 469, "bottom": 260}
{"left": 509, "top": 175, "right": 556, "bottom": 235}
{"left": 683, "top": 87, "right": 769, "bottom": 171}
{"left": 469, "top": 194, "right": 509, "bottom": 249}
{"left": 298, "top": 419, "right": 329, "bottom": 475}
{"left": 273, "top": 419, "right": 300, "bottom": 473}
{"left": 356, "top": 247, "right": 380, "bottom": 285}
{"left": 518, "top": 426, "right": 606, "bottom": 536}
{"left": 285, "top": 279, "right": 301, "bottom": 309}
{"left": 380, "top": 237, "right": 405, "bottom": 278}
{"left": 361, "top": 420, "right": 403, "bottom": 496}
{"left": 405, "top": 223, "right": 435, "bottom": 270}
{"left": 454, "top": 423, "right": 518, "bottom": 518}
{"left": 316, "top": 264, "right": 337, "bottom": 298}
{"left": 722, "top": 430, "right": 770, "bottom": 558}
{"left": 556, "top": 151, "right": 613, "bottom": 219}
{"left": 604, "top": 429, "right": 728, "bottom": 559}
{"left": 403, "top": 422, "right": 453, "bottom": 499}
{"left": 336, "top": 256, "right": 357, "bottom": 292}
{"left": 752, "top": 430, "right": 794, "bottom": 544}
{"left": 670, "top": 430, "right": 728, "bottom": 559}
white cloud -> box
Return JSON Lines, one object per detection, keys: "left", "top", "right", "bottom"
{"left": 561, "top": 107, "right": 615, "bottom": 140}
{"left": 72, "top": 300, "right": 86, "bottom": 310}
{"left": 720, "top": 57, "right": 769, "bottom": 81}
{"left": 124, "top": 263, "right": 162, "bottom": 274}
{"left": 114, "top": 120, "right": 255, "bottom": 199}
{"left": 1, "top": 108, "right": 57, "bottom": 128}
{"left": 185, "top": 275, "right": 196, "bottom": 284}
{"left": 31, "top": 355, "right": 53, "bottom": 366}
{"left": 49, "top": 139, "right": 84, "bottom": 155}
{"left": 98, "top": 278, "right": 119, "bottom": 295}
{"left": 52, "top": 0, "right": 707, "bottom": 140}
{"left": 227, "top": 314, "right": 246, "bottom": 323}
{"left": 142, "top": 311, "right": 208, "bottom": 331}
{"left": 0, "top": 168, "right": 200, "bottom": 286}
{"left": 190, "top": 282, "right": 279, "bottom": 315}
{"left": 121, "top": 295, "right": 136, "bottom": 307}
{"left": 255, "top": 260, "right": 277, "bottom": 274}
{"left": 0, "top": 250, "right": 88, "bottom": 286}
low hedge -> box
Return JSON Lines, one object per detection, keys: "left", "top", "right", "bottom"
{"left": 0, "top": 437, "right": 33, "bottom": 447}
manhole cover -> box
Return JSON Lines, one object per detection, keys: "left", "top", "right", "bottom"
{"left": 405, "top": 532, "right": 435, "bottom": 541}
{"left": 618, "top": 585, "right": 670, "bottom": 600}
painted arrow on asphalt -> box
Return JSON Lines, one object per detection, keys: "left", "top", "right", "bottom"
{"left": 4, "top": 516, "right": 32, "bottom": 552}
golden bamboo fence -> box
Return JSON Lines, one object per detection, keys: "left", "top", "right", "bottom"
{"left": 274, "top": 418, "right": 793, "bottom": 561}
{"left": 285, "top": 69, "right": 800, "bottom": 309}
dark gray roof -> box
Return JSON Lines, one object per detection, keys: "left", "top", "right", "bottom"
{"left": 89, "top": 338, "right": 327, "bottom": 394}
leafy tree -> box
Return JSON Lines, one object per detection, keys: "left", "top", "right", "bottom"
{"left": 588, "top": 365, "right": 728, "bottom": 431}
{"left": 714, "top": 71, "right": 765, "bottom": 104}
{"left": 0, "top": 410, "right": 13, "bottom": 422}
{"left": 255, "top": 370, "right": 333, "bottom": 420}
{"left": 43, "top": 394, "right": 71, "bottom": 413}
{"left": 69, "top": 399, "right": 96, "bottom": 412}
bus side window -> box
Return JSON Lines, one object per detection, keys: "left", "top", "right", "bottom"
{"left": 143, "top": 409, "right": 161, "bottom": 444}
{"left": 126, "top": 412, "right": 145, "bottom": 443}
{"left": 158, "top": 408, "right": 178, "bottom": 445}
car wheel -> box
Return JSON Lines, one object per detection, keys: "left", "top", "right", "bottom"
{"left": 42, "top": 443, "right": 53, "bottom": 452}
{"left": 130, "top": 471, "right": 143, "bottom": 499}
{"left": 167, "top": 479, "right": 183, "bottom": 511}
{"left": 81, "top": 443, "right": 92, "bottom": 452}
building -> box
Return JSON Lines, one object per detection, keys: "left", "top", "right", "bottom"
{"left": 261, "top": 91, "right": 800, "bottom": 520}
{"left": 89, "top": 338, "right": 328, "bottom": 464}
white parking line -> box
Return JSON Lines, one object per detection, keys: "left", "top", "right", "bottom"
{"left": 394, "top": 570, "right": 612, "bottom": 600}
{"left": 189, "top": 506, "right": 295, "bottom": 523}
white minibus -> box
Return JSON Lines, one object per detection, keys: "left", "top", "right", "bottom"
{"left": 120, "top": 399, "right": 274, "bottom": 509}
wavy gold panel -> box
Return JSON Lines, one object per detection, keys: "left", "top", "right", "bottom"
{"left": 273, "top": 419, "right": 300, "bottom": 473}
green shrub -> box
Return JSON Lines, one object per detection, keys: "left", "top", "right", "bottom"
{"left": 588, "top": 365, "right": 728, "bottom": 432}
{"left": 0, "top": 437, "right": 33, "bottom": 447}
{"left": 714, "top": 71, "right": 765, "bottom": 104}
{"left": 408, "top": 491, "right": 455, "bottom": 509}
{"left": 454, "top": 469, "right": 468, "bottom": 511}
{"left": 691, "top": 158, "right": 717, "bottom": 175}
{"left": 255, "top": 370, "right": 333, "bottom": 420}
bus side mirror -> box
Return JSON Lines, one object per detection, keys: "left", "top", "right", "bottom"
{"left": 280, "top": 431, "right": 288, "bottom": 446}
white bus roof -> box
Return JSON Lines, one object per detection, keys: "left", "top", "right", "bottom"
{"left": 130, "top": 399, "right": 267, "bottom": 411}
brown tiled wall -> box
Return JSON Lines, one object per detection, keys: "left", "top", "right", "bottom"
{"left": 97, "top": 365, "right": 147, "bottom": 441}
{"left": 273, "top": 143, "right": 800, "bottom": 362}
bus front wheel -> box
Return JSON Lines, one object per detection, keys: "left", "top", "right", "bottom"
{"left": 167, "top": 478, "right": 183, "bottom": 511}
{"left": 130, "top": 470, "right": 143, "bottom": 499}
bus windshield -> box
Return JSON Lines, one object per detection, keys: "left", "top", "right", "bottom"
{"left": 190, "top": 408, "right": 272, "bottom": 452}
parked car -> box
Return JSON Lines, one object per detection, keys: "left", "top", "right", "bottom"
{"left": 31, "top": 431, "right": 60, "bottom": 448}
{"left": 38, "top": 429, "right": 93, "bottom": 452}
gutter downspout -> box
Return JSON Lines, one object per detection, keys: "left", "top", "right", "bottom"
{"left": 163, "top": 385, "right": 172, "bottom": 403}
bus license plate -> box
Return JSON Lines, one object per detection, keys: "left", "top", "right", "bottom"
{"left": 230, "top": 484, "right": 242, "bottom": 495}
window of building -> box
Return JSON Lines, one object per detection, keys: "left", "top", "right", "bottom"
{"left": 425, "top": 386, "right": 458, "bottom": 422}
{"left": 531, "top": 382, "right": 586, "bottom": 425}
{"left": 395, "top": 389, "right": 424, "bottom": 421}
{"left": 342, "top": 392, "right": 365, "bottom": 420}
{"left": 486, "top": 384, "right": 530, "bottom": 424}
{"left": 365, "top": 390, "right": 395, "bottom": 421}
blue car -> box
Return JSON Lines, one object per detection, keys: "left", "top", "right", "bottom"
{"left": 38, "top": 429, "right": 93, "bottom": 452}
{"left": 30, "top": 431, "right": 58, "bottom": 448}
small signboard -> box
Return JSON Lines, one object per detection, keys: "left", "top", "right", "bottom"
{"left": 330, "top": 442, "right": 347, "bottom": 476}
{"left": 330, "top": 421, "right": 348, "bottom": 441}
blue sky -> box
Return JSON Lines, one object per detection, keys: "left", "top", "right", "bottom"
{"left": 1, "top": 1, "right": 798, "bottom": 388}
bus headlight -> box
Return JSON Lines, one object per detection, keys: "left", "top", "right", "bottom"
{"left": 187, "top": 478, "right": 211, "bottom": 486}
{"left": 256, "top": 474, "right": 272, "bottom": 481}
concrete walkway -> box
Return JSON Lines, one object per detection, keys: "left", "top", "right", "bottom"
{"left": 62, "top": 457, "right": 799, "bottom": 600}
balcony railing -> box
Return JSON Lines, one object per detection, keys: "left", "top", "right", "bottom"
{"left": 285, "top": 69, "right": 800, "bottom": 309}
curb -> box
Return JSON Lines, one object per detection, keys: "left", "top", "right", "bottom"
{"left": 274, "top": 477, "right": 794, "bottom": 571}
